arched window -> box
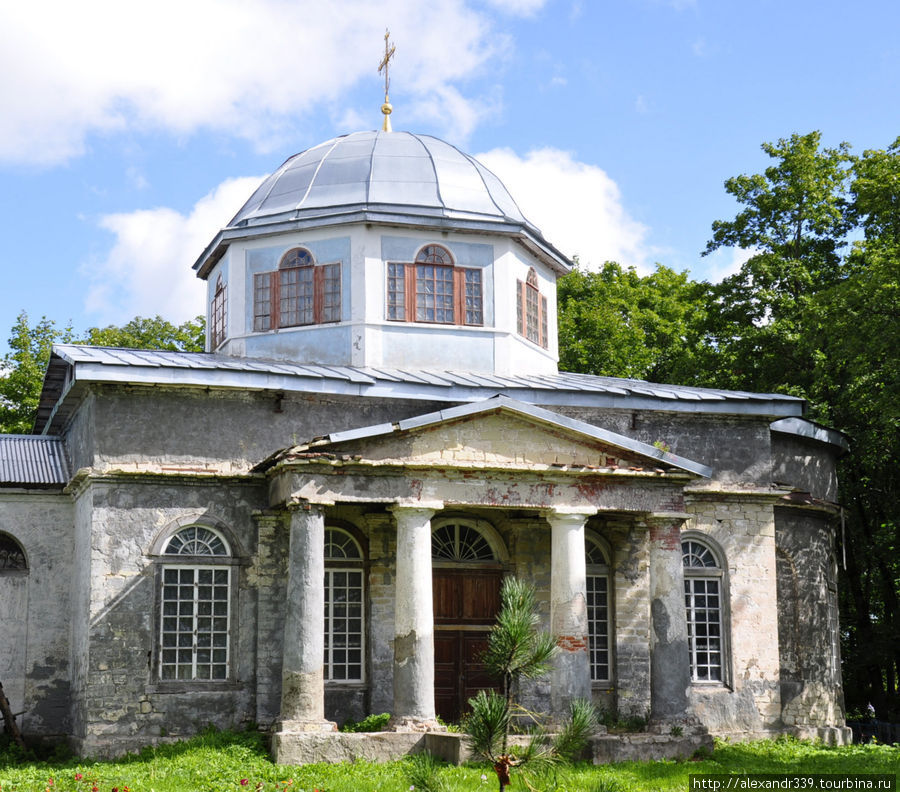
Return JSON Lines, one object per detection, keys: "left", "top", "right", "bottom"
{"left": 324, "top": 526, "right": 365, "bottom": 683}
{"left": 432, "top": 521, "right": 497, "bottom": 562}
{"left": 585, "top": 533, "right": 611, "bottom": 683}
{"left": 210, "top": 274, "right": 227, "bottom": 349}
{"left": 682, "top": 536, "right": 727, "bottom": 683}
{"left": 158, "top": 525, "right": 232, "bottom": 682}
{"left": 387, "top": 244, "right": 483, "bottom": 326}
{"left": 0, "top": 534, "right": 27, "bottom": 571}
{"left": 516, "top": 267, "right": 548, "bottom": 348}
{"left": 253, "top": 247, "right": 341, "bottom": 330}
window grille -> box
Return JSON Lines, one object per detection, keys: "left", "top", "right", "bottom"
{"left": 324, "top": 527, "right": 364, "bottom": 682}
{"left": 585, "top": 534, "right": 611, "bottom": 682}
{"left": 683, "top": 538, "right": 725, "bottom": 682}
{"left": 431, "top": 522, "right": 496, "bottom": 562}
{"left": 158, "top": 526, "right": 232, "bottom": 681}
{"left": 386, "top": 244, "right": 483, "bottom": 326}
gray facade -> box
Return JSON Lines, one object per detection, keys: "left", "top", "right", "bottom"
{"left": 0, "top": 130, "right": 851, "bottom": 758}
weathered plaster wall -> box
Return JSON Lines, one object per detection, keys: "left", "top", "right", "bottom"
{"left": 771, "top": 434, "right": 839, "bottom": 502}
{"left": 775, "top": 506, "right": 844, "bottom": 727}
{"left": 82, "top": 386, "right": 451, "bottom": 472}
{"left": 557, "top": 408, "right": 774, "bottom": 486}
{"left": 685, "top": 495, "right": 782, "bottom": 737}
{"left": 69, "top": 475, "right": 266, "bottom": 757}
{"left": 0, "top": 492, "right": 73, "bottom": 738}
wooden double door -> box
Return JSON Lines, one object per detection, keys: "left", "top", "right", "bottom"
{"left": 432, "top": 567, "right": 503, "bottom": 723}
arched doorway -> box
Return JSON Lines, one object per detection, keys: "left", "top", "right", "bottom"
{"left": 431, "top": 518, "right": 505, "bottom": 723}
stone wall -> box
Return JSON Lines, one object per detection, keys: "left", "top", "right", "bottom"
{"left": 685, "top": 494, "right": 782, "bottom": 737}
{"left": 771, "top": 433, "right": 840, "bottom": 502}
{"left": 775, "top": 506, "right": 844, "bottom": 728}
{"left": 68, "top": 474, "right": 266, "bottom": 757}
{"left": 0, "top": 491, "right": 73, "bottom": 739}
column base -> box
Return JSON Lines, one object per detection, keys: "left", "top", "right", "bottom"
{"left": 387, "top": 715, "right": 446, "bottom": 733}
{"left": 274, "top": 718, "right": 337, "bottom": 734}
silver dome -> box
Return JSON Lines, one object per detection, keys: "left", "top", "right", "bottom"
{"left": 195, "top": 130, "right": 570, "bottom": 277}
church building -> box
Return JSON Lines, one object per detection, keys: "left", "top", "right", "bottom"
{"left": 0, "top": 124, "right": 850, "bottom": 759}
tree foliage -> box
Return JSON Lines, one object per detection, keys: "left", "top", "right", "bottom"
{"left": 557, "top": 261, "right": 710, "bottom": 384}
{"left": 0, "top": 313, "right": 205, "bottom": 434}
{"left": 466, "top": 577, "right": 596, "bottom": 792}
{"left": 557, "top": 131, "right": 899, "bottom": 718}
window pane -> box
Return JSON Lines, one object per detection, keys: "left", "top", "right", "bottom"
{"left": 321, "top": 263, "right": 342, "bottom": 322}
{"left": 387, "top": 263, "right": 406, "bottom": 320}
{"left": 324, "top": 568, "right": 365, "bottom": 683}
{"left": 253, "top": 273, "right": 272, "bottom": 332}
{"left": 464, "top": 269, "right": 483, "bottom": 325}
{"left": 416, "top": 264, "right": 454, "bottom": 323}
{"left": 280, "top": 266, "right": 314, "bottom": 326}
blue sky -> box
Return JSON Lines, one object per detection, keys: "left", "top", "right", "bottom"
{"left": 1, "top": 0, "right": 898, "bottom": 354}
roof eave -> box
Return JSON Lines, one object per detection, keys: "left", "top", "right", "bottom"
{"left": 193, "top": 207, "right": 572, "bottom": 279}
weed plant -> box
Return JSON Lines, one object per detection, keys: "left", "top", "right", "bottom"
{"left": 0, "top": 731, "right": 896, "bottom": 792}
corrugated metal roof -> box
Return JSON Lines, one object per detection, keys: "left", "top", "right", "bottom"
{"left": 0, "top": 435, "right": 69, "bottom": 486}
{"left": 34, "top": 344, "right": 806, "bottom": 434}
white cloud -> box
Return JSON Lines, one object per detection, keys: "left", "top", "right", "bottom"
{"left": 0, "top": 0, "right": 503, "bottom": 165}
{"left": 83, "top": 177, "right": 263, "bottom": 324}
{"left": 481, "top": 0, "right": 548, "bottom": 15}
{"left": 476, "top": 148, "right": 653, "bottom": 272}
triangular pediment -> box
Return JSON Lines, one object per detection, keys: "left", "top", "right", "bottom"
{"left": 264, "top": 396, "right": 710, "bottom": 478}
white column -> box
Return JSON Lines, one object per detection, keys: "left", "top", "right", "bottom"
{"left": 545, "top": 509, "right": 594, "bottom": 720}
{"left": 389, "top": 503, "right": 442, "bottom": 730}
{"left": 276, "top": 504, "right": 335, "bottom": 732}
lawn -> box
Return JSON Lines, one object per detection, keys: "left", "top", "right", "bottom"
{"left": 0, "top": 730, "right": 896, "bottom": 792}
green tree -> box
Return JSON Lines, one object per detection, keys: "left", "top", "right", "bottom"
{"left": 466, "top": 577, "right": 596, "bottom": 792}
{"left": 0, "top": 312, "right": 74, "bottom": 434}
{"left": 0, "top": 313, "right": 206, "bottom": 434}
{"left": 702, "top": 132, "right": 900, "bottom": 717}
{"left": 557, "top": 261, "right": 710, "bottom": 384}
{"left": 701, "top": 131, "right": 854, "bottom": 392}
{"left": 83, "top": 314, "right": 205, "bottom": 352}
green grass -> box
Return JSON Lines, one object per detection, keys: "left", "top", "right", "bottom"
{"left": 0, "top": 731, "right": 896, "bottom": 792}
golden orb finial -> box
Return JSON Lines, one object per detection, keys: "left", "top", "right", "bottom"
{"left": 378, "top": 29, "right": 396, "bottom": 132}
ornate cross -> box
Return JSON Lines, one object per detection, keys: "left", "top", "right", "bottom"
{"left": 378, "top": 29, "right": 396, "bottom": 131}
{"left": 378, "top": 29, "right": 396, "bottom": 101}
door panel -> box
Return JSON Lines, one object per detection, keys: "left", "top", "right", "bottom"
{"left": 432, "top": 567, "right": 503, "bottom": 723}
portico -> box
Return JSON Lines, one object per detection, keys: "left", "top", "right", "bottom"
{"left": 260, "top": 396, "right": 710, "bottom": 761}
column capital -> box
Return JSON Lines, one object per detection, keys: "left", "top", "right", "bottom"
{"left": 642, "top": 511, "right": 691, "bottom": 527}
{"left": 389, "top": 501, "right": 443, "bottom": 520}
{"left": 541, "top": 507, "right": 596, "bottom": 526}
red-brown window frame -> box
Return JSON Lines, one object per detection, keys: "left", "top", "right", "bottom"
{"left": 386, "top": 263, "right": 483, "bottom": 326}
{"left": 517, "top": 268, "right": 549, "bottom": 349}
{"left": 210, "top": 275, "right": 227, "bottom": 349}
{"left": 253, "top": 248, "right": 341, "bottom": 331}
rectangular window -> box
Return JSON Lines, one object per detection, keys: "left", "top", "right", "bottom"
{"left": 587, "top": 574, "right": 610, "bottom": 682}
{"left": 159, "top": 566, "right": 230, "bottom": 681}
{"left": 684, "top": 577, "right": 722, "bottom": 682}
{"left": 387, "top": 263, "right": 406, "bottom": 320}
{"left": 516, "top": 277, "right": 549, "bottom": 349}
{"left": 210, "top": 283, "right": 226, "bottom": 349}
{"left": 387, "top": 263, "right": 482, "bottom": 326}
{"left": 324, "top": 569, "right": 365, "bottom": 682}
{"left": 253, "top": 263, "right": 341, "bottom": 330}
{"left": 254, "top": 273, "right": 272, "bottom": 332}
{"left": 464, "top": 269, "right": 483, "bottom": 325}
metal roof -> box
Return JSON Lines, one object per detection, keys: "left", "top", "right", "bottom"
{"left": 34, "top": 344, "right": 807, "bottom": 434}
{"left": 193, "top": 131, "right": 572, "bottom": 278}
{"left": 0, "top": 435, "right": 69, "bottom": 486}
